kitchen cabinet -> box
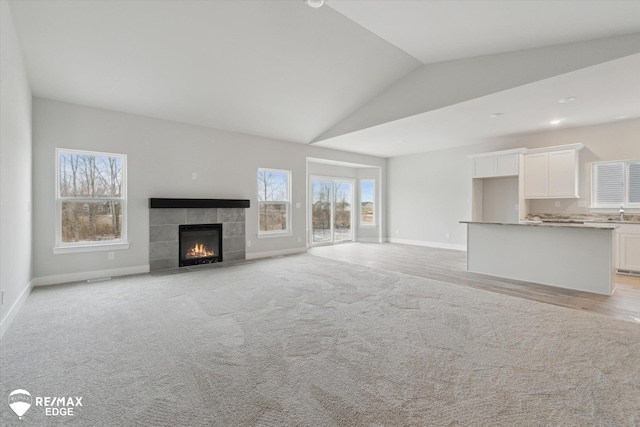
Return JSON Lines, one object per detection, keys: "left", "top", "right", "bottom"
{"left": 523, "top": 153, "right": 548, "bottom": 197}
{"left": 616, "top": 224, "right": 640, "bottom": 273}
{"left": 523, "top": 146, "right": 581, "bottom": 199}
{"left": 471, "top": 152, "right": 521, "bottom": 178}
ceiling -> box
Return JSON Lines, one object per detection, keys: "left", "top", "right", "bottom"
{"left": 8, "top": 0, "right": 640, "bottom": 158}
{"left": 315, "top": 53, "right": 640, "bottom": 158}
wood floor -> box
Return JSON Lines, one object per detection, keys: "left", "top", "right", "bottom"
{"left": 309, "top": 242, "right": 640, "bottom": 323}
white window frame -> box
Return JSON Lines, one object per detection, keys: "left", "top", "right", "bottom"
{"left": 591, "top": 159, "right": 640, "bottom": 210}
{"left": 359, "top": 179, "right": 376, "bottom": 227}
{"left": 257, "top": 168, "right": 292, "bottom": 237}
{"left": 54, "top": 148, "right": 129, "bottom": 254}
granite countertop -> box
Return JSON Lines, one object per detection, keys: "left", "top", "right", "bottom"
{"left": 459, "top": 221, "right": 618, "bottom": 229}
{"left": 526, "top": 213, "right": 640, "bottom": 224}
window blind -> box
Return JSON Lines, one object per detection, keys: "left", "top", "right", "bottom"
{"left": 593, "top": 162, "right": 624, "bottom": 206}
{"left": 628, "top": 161, "right": 640, "bottom": 205}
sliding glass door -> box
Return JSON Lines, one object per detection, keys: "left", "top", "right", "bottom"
{"left": 310, "top": 178, "right": 354, "bottom": 245}
{"left": 333, "top": 182, "right": 353, "bottom": 242}
{"left": 311, "top": 180, "right": 333, "bottom": 244}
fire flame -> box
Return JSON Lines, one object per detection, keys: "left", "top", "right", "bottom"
{"left": 185, "top": 242, "right": 215, "bottom": 258}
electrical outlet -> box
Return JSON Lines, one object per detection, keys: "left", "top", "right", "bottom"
{"left": 295, "top": 202, "right": 301, "bottom": 208}
{"left": 247, "top": 240, "right": 251, "bottom": 248}
{"left": 108, "top": 252, "right": 115, "bottom": 261}
{"left": 445, "top": 233, "right": 450, "bottom": 239}
{"left": 396, "top": 229, "right": 399, "bottom": 235}
{"left": 297, "top": 236, "right": 301, "bottom": 243}
{"left": 577, "top": 201, "right": 587, "bottom": 208}
{"left": 28, "top": 202, "right": 31, "bottom": 213}
{"left": 554, "top": 201, "right": 560, "bottom": 208}
{"left": 515, "top": 204, "right": 519, "bottom": 211}
{"left": 192, "top": 172, "right": 197, "bottom": 180}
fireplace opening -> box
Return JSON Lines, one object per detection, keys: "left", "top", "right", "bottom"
{"left": 179, "top": 224, "right": 222, "bottom": 266}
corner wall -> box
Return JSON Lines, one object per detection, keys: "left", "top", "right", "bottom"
{"left": 0, "top": 1, "right": 33, "bottom": 338}
{"left": 387, "top": 118, "right": 640, "bottom": 250}
{"left": 32, "top": 98, "right": 386, "bottom": 282}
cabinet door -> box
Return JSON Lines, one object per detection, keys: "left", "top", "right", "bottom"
{"left": 473, "top": 157, "right": 494, "bottom": 178}
{"left": 524, "top": 153, "right": 548, "bottom": 198}
{"left": 495, "top": 154, "right": 518, "bottom": 176}
{"left": 619, "top": 233, "right": 640, "bottom": 272}
{"left": 548, "top": 150, "right": 578, "bottom": 197}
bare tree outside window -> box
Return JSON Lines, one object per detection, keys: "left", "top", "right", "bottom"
{"left": 57, "top": 149, "right": 126, "bottom": 245}
{"left": 258, "top": 169, "right": 290, "bottom": 233}
{"left": 360, "top": 179, "right": 375, "bottom": 225}
{"left": 311, "top": 181, "right": 332, "bottom": 243}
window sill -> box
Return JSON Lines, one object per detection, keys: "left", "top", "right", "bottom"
{"left": 257, "top": 232, "right": 293, "bottom": 239}
{"left": 359, "top": 224, "right": 377, "bottom": 228}
{"left": 52, "top": 242, "right": 130, "bottom": 254}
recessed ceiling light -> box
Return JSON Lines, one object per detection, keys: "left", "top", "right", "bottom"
{"left": 490, "top": 113, "right": 503, "bottom": 118}
{"left": 396, "top": 139, "right": 404, "bottom": 144}
{"left": 558, "top": 97, "right": 576, "bottom": 103}
{"left": 306, "top": 0, "right": 324, "bottom": 8}
{"left": 614, "top": 115, "right": 629, "bottom": 120}
{"left": 549, "top": 119, "right": 565, "bottom": 125}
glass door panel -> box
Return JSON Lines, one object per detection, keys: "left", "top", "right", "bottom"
{"left": 333, "top": 182, "right": 353, "bottom": 242}
{"left": 311, "top": 180, "right": 333, "bottom": 244}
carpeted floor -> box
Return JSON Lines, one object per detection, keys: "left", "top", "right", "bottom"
{"left": 1, "top": 254, "right": 639, "bottom": 426}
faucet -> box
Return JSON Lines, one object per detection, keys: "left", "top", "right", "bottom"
{"left": 619, "top": 206, "right": 625, "bottom": 221}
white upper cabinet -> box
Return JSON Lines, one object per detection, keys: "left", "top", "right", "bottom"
{"left": 495, "top": 154, "right": 519, "bottom": 176}
{"left": 523, "top": 144, "right": 582, "bottom": 199}
{"left": 523, "top": 153, "right": 548, "bottom": 198}
{"left": 470, "top": 150, "right": 522, "bottom": 178}
{"left": 472, "top": 156, "right": 495, "bottom": 178}
{"left": 548, "top": 150, "right": 579, "bottom": 197}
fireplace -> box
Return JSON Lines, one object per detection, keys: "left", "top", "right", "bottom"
{"left": 179, "top": 223, "right": 222, "bottom": 266}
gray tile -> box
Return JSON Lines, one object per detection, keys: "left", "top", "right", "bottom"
{"left": 149, "top": 225, "right": 178, "bottom": 243}
{"left": 149, "top": 209, "right": 186, "bottom": 225}
{"left": 150, "top": 241, "right": 179, "bottom": 260}
{"left": 186, "top": 208, "right": 217, "bottom": 224}
{"left": 223, "top": 250, "right": 246, "bottom": 261}
{"left": 150, "top": 258, "right": 179, "bottom": 271}
{"left": 223, "top": 222, "right": 245, "bottom": 238}
{"left": 223, "top": 236, "right": 245, "bottom": 252}
{"left": 219, "top": 208, "right": 245, "bottom": 223}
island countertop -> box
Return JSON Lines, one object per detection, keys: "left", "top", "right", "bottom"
{"left": 459, "top": 220, "right": 618, "bottom": 230}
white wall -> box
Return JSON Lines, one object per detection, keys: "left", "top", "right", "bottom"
{"left": 0, "top": 1, "right": 33, "bottom": 337}
{"left": 32, "top": 98, "right": 386, "bottom": 281}
{"left": 387, "top": 118, "right": 640, "bottom": 250}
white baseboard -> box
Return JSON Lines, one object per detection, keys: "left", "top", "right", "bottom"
{"left": 0, "top": 279, "right": 33, "bottom": 340}
{"left": 246, "top": 247, "right": 307, "bottom": 260}
{"left": 32, "top": 264, "right": 150, "bottom": 287}
{"left": 386, "top": 238, "right": 466, "bottom": 251}
{"left": 356, "top": 237, "right": 383, "bottom": 243}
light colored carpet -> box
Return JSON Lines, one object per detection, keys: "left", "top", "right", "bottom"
{"left": 1, "top": 254, "right": 639, "bottom": 426}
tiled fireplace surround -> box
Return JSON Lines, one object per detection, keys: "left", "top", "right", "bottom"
{"left": 149, "top": 208, "right": 246, "bottom": 271}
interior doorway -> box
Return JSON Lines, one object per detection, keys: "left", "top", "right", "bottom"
{"left": 310, "top": 177, "right": 354, "bottom": 245}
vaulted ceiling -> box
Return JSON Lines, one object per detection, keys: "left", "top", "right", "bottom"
{"left": 8, "top": 0, "right": 640, "bottom": 157}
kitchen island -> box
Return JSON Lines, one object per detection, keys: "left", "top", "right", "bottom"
{"left": 460, "top": 221, "right": 618, "bottom": 295}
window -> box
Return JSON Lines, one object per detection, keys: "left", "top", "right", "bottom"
{"left": 592, "top": 159, "right": 640, "bottom": 208}
{"left": 257, "top": 168, "right": 291, "bottom": 235}
{"left": 55, "top": 149, "right": 127, "bottom": 253}
{"left": 360, "top": 179, "right": 375, "bottom": 226}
